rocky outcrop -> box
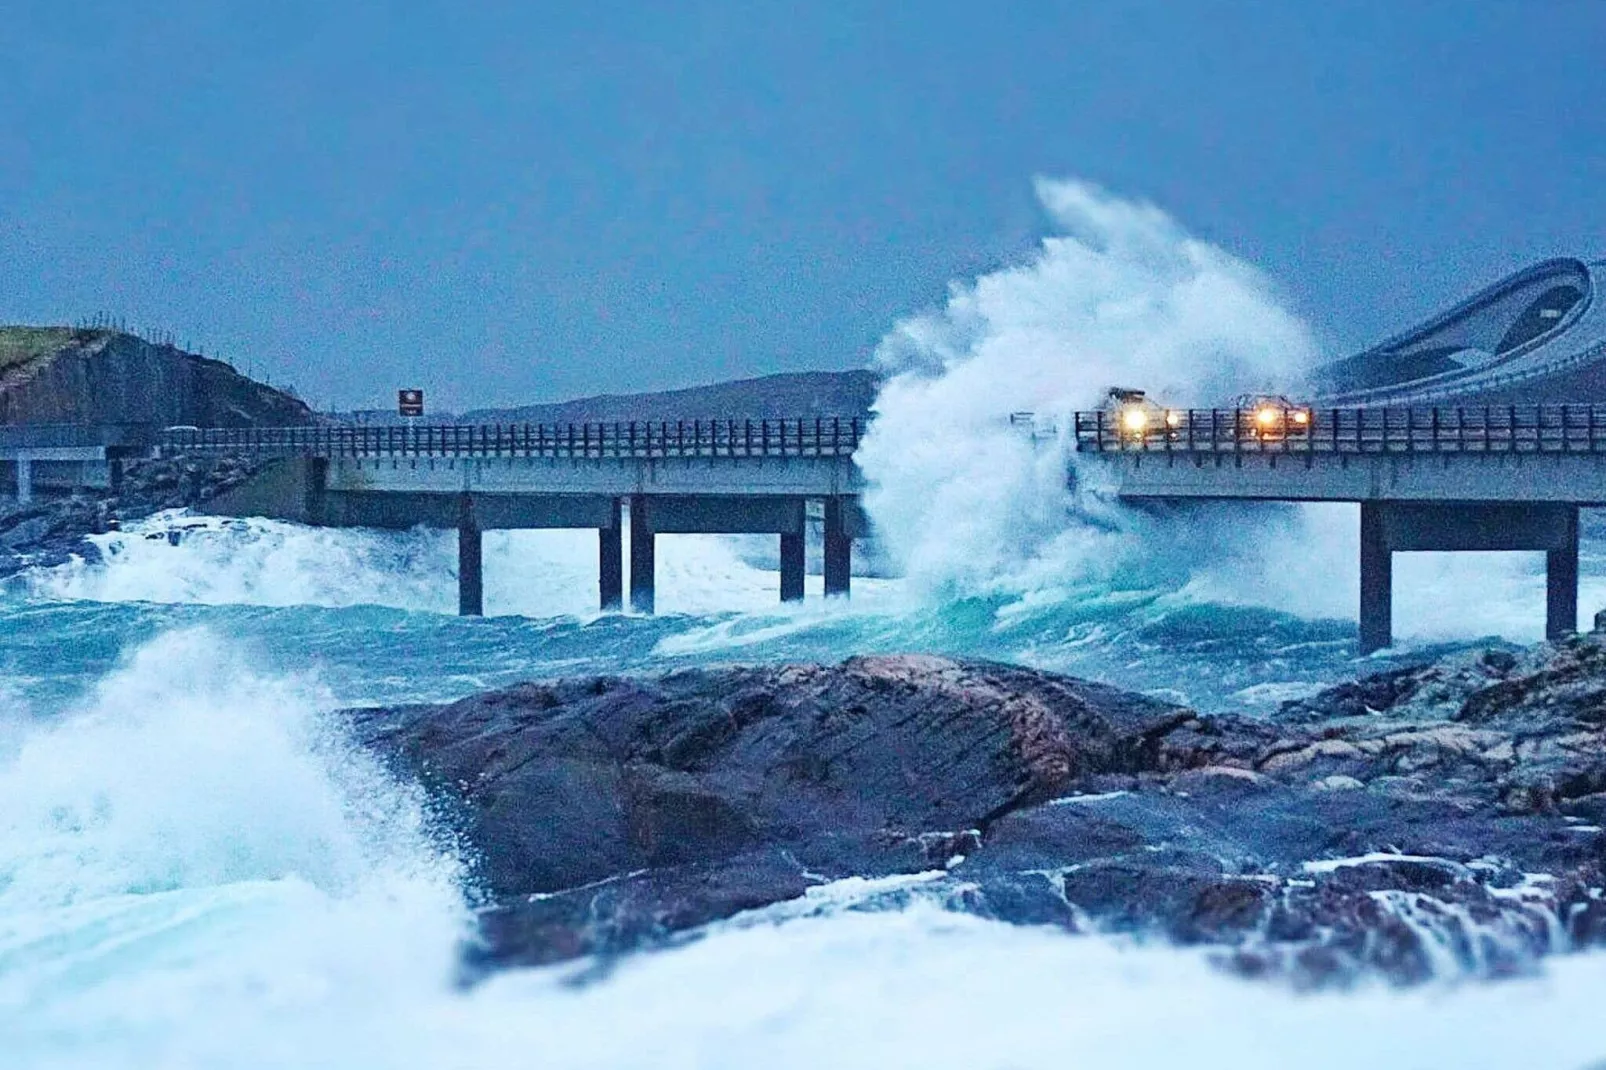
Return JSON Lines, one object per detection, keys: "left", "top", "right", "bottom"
{"left": 0, "top": 328, "right": 312, "bottom": 427}
{"left": 351, "top": 650, "right": 1606, "bottom": 987}
{"left": 0, "top": 455, "right": 265, "bottom": 577}
{"left": 0, "top": 326, "right": 310, "bottom": 575}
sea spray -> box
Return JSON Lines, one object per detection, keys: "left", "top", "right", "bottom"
{"left": 0, "top": 629, "right": 470, "bottom": 1067}
{"left": 855, "top": 178, "right": 1606, "bottom": 642}
{"left": 20, "top": 512, "right": 812, "bottom": 620}
{"left": 858, "top": 177, "right": 1319, "bottom": 599}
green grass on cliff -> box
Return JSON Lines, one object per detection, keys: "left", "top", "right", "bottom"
{"left": 0, "top": 326, "right": 81, "bottom": 372}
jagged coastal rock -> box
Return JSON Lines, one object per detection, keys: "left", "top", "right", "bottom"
{"left": 352, "top": 648, "right": 1606, "bottom": 986}
{"left": 0, "top": 456, "right": 266, "bottom": 577}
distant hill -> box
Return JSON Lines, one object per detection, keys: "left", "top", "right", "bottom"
{"left": 0, "top": 326, "right": 313, "bottom": 427}
{"left": 344, "top": 369, "right": 880, "bottom": 426}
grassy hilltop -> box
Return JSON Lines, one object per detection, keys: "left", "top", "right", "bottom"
{"left": 0, "top": 327, "right": 85, "bottom": 373}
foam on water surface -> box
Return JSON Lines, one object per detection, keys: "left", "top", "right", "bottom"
{"left": 0, "top": 602, "right": 1602, "bottom": 1068}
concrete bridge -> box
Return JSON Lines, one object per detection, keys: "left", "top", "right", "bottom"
{"left": 1073, "top": 404, "right": 1606, "bottom": 652}
{"left": 162, "top": 419, "right": 869, "bottom": 615}
{"left": 0, "top": 424, "right": 142, "bottom": 502}
{"left": 12, "top": 406, "right": 1602, "bottom": 649}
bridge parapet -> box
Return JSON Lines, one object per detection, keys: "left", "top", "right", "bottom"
{"left": 161, "top": 417, "right": 865, "bottom": 460}
{"left": 1072, "top": 405, "right": 1606, "bottom": 454}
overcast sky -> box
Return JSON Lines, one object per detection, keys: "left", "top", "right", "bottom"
{"left": 2, "top": 1, "right": 1602, "bottom": 410}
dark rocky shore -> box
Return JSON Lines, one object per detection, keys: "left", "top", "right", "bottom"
{"left": 0, "top": 455, "right": 263, "bottom": 579}
{"left": 351, "top": 643, "right": 1606, "bottom": 988}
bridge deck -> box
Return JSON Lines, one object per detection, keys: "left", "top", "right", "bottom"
{"left": 1067, "top": 404, "right": 1606, "bottom": 650}
{"left": 1070, "top": 405, "right": 1606, "bottom": 506}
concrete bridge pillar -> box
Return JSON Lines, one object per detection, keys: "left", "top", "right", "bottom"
{"left": 780, "top": 533, "right": 805, "bottom": 602}
{"left": 458, "top": 495, "right": 483, "bottom": 616}
{"left": 629, "top": 495, "right": 655, "bottom": 614}
{"left": 1547, "top": 507, "right": 1580, "bottom": 641}
{"left": 600, "top": 497, "right": 623, "bottom": 611}
{"left": 14, "top": 453, "right": 31, "bottom": 505}
{"left": 824, "top": 496, "right": 852, "bottom": 598}
{"left": 1357, "top": 501, "right": 1580, "bottom": 655}
{"left": 1359, "top": 502, "right": 1392, "bottom": 655}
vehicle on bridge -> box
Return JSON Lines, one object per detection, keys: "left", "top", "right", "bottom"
{"left": 1233, "top": 394, "right": 1313, "bottom": 440}
{"left": 1103, "top": 387, "right": 1181, "bottom": 439}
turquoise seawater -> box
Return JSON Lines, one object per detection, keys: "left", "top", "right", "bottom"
{"left": 2, "top": 511, "right": 1605, "bottom": 1070}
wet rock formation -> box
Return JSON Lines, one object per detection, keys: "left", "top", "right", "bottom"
{"left": 0, "top": 455, "right": 266, "bottom": 577}
{"left": 350, "top": 648, "right": 1606, "bottom": 987}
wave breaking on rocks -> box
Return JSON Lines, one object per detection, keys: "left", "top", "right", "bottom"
{"left": 349, "top": 643, "right": 1606, "bottom": 988}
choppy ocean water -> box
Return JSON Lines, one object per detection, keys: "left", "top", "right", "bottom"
{"left": 2, "top": 511, "right": 1606, "bottom": 1069}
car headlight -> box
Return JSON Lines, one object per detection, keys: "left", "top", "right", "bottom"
{"left": 1292, "top": 410, "right": 1310, "bottom": 425}
{"left": 1255, "top": 407, "right": 1278, "bottom": 428}
{"left": 1122, "top": 407, "right": 1149, "bottom": 433}
{"left": 1164, "top": 410, "right": 1181, "bottom": 428}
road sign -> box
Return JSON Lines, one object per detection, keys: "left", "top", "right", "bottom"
{"left": 398, "top": 389, "right": 424, "bottom": 417}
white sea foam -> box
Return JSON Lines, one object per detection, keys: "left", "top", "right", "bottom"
{"left": 20, "top": 512, "right": 833, "bottom": 620}
{"left": 858, "top": 178, "right": 1319, "bottom": 602}
{"left": 3, "top": 631, "right": 1606, "bottom": 1069}
{"left": 0, "top": 630, "right": 471, "bottom": 1067}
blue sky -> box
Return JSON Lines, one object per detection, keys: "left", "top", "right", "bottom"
{"left": 2, "top": 1, "right": 1602, "bottom": 410}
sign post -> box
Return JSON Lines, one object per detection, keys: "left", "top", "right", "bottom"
{"left": 398, "top": 389, "right": 424, "bottom": 418}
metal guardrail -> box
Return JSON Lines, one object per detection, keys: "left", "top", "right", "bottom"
{"left": 160, "top": 417, "right": 866, "bottom": 459}
{"left": 1074, "top": 405, "right": 1606, "bottom": 454}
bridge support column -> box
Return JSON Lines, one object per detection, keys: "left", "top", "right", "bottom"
{"left": 824, "top": 496, "right": 851, "bottom": 598}
{"left": 1547, "top": 506, "right": 1580, "bottom": 641}
{"left": 600, "top": 498, "right": 623, "bottom": 611}
{"left": 780, "top": 533, "right": 805, "bottom": 602}
{"left": 629, "top": 495, "right": 655, "bottom": 614}
{"left": 458, "top": 495, "right": 483, "bottom": 616}
{"left": 14, "top": 453, "right": 31, "bottom": 505}
{"left": 1359, "top": 502, "right": 1391, "bottom": 655}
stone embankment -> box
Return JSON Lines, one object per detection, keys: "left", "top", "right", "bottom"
{"left": 351, "top": 647, "right": 1606, "bottom": 987}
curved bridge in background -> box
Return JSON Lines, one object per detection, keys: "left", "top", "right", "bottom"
{"left": 1314, "top": 257, "right": 1606, "bottom": 406}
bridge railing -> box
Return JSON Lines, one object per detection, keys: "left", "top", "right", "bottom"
{"left": 160, "top": 417, "right": 866, "bottom": 459}
{"left": 1073, "top": 405, "right": 1606, "bottom": 453}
